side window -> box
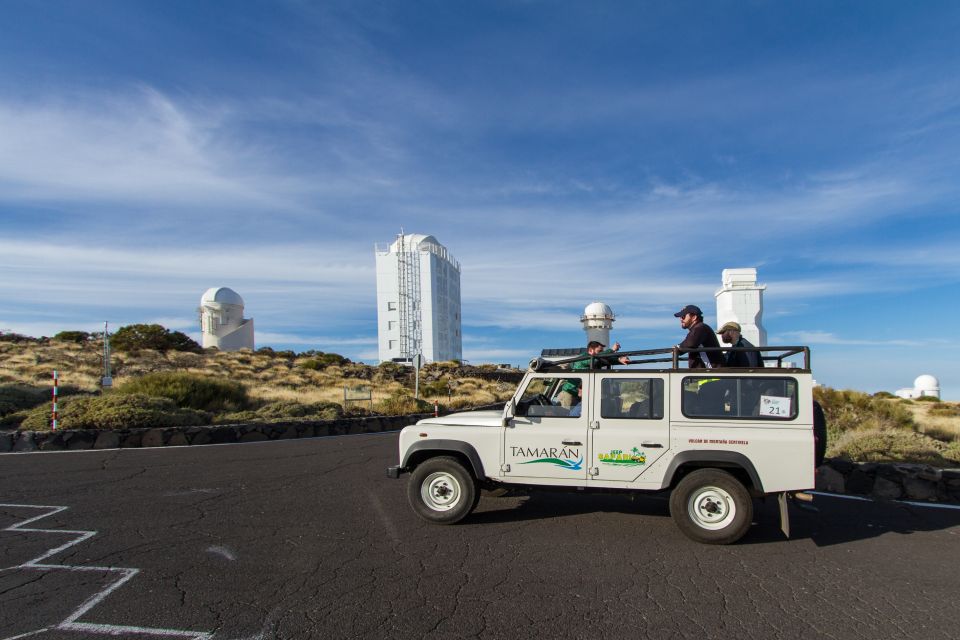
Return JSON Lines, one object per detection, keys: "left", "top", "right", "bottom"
{"left": 601, "top": 378, "right": 664, "bottom": 419}
{"left": 515, "top": 376, "right": 578, "bottom": 418}
{"left": 681, "top": 377, "right": 798, "bottom": 420}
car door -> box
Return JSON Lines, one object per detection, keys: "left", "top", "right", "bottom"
{"left": 588, "top": 373, "right": 670, "bottom": 483}
{"left": 503, "top": 373, "right": 589, "bottom": 482}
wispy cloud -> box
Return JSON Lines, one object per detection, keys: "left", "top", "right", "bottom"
{"left": 254, "top": 332, "right": 376, "bottom": 347}
{"left": 773, "top": 330, "right": 936, "bottom": 348}
{"left": 0, "top": 89, "right": 283, "bottom": 207}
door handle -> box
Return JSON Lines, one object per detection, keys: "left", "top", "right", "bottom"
{"left": 641, "top": 442, "right": 663, "bottom": 448}
{"left": 562, "top": 440, "right": 582, "bottom": 446}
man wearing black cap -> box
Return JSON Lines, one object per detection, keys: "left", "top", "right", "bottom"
{"left": 674, "top": 305, "right": 723, "bottom": 369}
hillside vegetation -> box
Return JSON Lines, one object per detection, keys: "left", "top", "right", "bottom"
{"left": 1, "top": 331, "right": 958, "bottom": 466}
{"left": 0, "top": 332, "right": 516, "bottom": 431}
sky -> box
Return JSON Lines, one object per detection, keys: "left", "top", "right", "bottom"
{"left": 1, "top": 1, "right": 959, "bottom": 399}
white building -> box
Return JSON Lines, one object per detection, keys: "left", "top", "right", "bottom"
{"left": 375, "top": 233, "right": 462, "bottom": 364}
{"left": 715, "top": 268, "right": 767, "bottom": 347}
{"left": 895, "top": 375, "right": 941, "bottom": 400}
{"left": 581, "top": 302, "right": 616, "bottom": 346}
{"left": 199, "top": 287, "right": 255, "bottom": 351}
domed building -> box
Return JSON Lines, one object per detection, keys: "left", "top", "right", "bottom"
{"left": 199, "top": 287, "right": 255, "bottom": 351}
{"left": 895, "top": 375, "right": 941, "bottom": 400}
{"left": 581, "top": 302, "right": 616, "bottom": 346}
{"left": 375, "top": 233, "right": 461, "bottom": 364}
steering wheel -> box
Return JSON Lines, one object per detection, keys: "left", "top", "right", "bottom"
{"left": 532, "top": 393, "right": 552, "bottom": 406}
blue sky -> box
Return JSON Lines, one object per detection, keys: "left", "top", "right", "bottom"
{"left": 1, "top": 1, "right": 959, "bottom": 398}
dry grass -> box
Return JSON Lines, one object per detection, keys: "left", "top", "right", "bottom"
{"left": 0, "top": 340, "right": 513, "bottom": 422}
{"left": 829, "top": 428, "right": 960, "bottom": 466}
{"left": 905, "top": 401, "right": 960, "bottom": 442}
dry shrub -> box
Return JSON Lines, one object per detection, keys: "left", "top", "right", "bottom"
{"left": 928, "top": 403, "right": 960, "bottom": 418}
{"left": 116, "top": 372, "right": 249, "bottom": 412}
{"left": 375, "top": 390, "right": 431, "bottom": 416}
{"left": 19, "top": 393, "right": 209, "bottom": 431}
{"left": 0, "top": 384, "right": 52, "bottom": 415}
{"left": 814, "top": 387, "right": 914, "bottom": 443}
{"left": 216, "top": 400, "right": 343, "bottom": 424}
{"left": 446, "top": 396, "right": 505, "bottom": 411}
{"left": 830, "top": 428, "right": 960, "bottom": 466}
{"left": 166, "top": 351, "right": 204, "bottom": 369}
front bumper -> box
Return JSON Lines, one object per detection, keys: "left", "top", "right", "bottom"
{"left": 386, "top": 465, "right": 404, "bottom": 479}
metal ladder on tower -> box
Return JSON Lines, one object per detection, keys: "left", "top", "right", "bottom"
{"left": 396, "top": 233, "right": 422, "bottom": 361}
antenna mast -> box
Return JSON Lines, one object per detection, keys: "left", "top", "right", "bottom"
{"left": 102, "top": 321, "right": 113, "bottom": 388}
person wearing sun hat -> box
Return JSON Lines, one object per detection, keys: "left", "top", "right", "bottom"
{"left": 716, "top": 321, "right": 764, "bottom": 368}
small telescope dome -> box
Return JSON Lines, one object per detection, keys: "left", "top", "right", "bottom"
{"left": 201, "top": 287, "right": 244, "bottom": 307}
{"left": 914, "top": 375, "right": 940, "bottom": 392}
{"left": 582, "top": 302, "right": 614, "bottom": 319}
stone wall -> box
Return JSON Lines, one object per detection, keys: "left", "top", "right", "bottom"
{"left": 817, "top": 458, "right": 960, "bottom": 503}
{"left": 0, "top": 413, "right": 437, "bottom": 453}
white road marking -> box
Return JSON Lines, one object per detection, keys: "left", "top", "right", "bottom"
{"left": 0, "top": 503, "right": 213, "bottom": 640}
{"left": 809, "top": 491, "right": 960, "bottom": 511}
{"left": 205, "top": 546, "right": 236, "bottom": 561}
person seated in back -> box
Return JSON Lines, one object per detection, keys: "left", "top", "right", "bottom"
{"left": 673, "top": 305, "right": 723, "bottom": 369}
{"left": 717, "top": 321, "right": 763, "bottom": 368}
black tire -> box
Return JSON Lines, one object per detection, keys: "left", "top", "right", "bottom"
{"left": 408, "top": 456, "right": 478, "bottom": 524}
{"left": 669, "top": 469, "right": 754, "bottom": 545}
{"left": 813, "top": 401, "right": 827, "bottom": 467}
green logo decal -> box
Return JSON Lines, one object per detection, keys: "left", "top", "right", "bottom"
{"left": 598, "top": 447, "right": 646, "bottom": 466}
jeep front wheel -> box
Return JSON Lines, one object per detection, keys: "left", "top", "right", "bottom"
{"left": 408, "top": 456, "right": 478, "bottom": 524}
{"left": 669, "top": 469, "right": 753, "bottom": 545}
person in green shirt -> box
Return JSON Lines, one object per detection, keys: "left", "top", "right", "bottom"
{"left": 558, "top": 340, "right": 630, "bottom": 409}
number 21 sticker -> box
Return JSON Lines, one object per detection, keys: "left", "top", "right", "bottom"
{"left": 760, "top": 395, "right": 791, "bottom": 417}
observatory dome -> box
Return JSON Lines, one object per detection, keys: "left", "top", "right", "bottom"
{"left": 201, "top": 287, "right": 244, "bottom": 306}
{"left": 583, "top": 302, "right": 614, "bottom": 319}
{"left": 914, "top": 375, "right": 940, "bottom": 392}
{"left": 389, "top": 234, "right": 439, "bottom": 252}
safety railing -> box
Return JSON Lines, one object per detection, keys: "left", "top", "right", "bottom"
{"left": 529, "top": 346, "right": 810, "bottom": 372}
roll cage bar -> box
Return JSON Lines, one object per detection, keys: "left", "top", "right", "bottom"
{"left": 528, "top": 346, "right": 810, "bottom": 373}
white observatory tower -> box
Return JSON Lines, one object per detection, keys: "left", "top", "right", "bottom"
{"left": 199, "top": 287, "right": 255, "bottom": 351}
{"left": 715, "top": 268, "right": 766, "bottom": 347}
{"left": 375, "top": 233, "right": 462, "bottom": 364}
{"left": 581, "top": 302, "right": 615, "bottom": 346}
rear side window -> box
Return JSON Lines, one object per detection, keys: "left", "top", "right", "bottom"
{"left": 681, "top": 377, "right": 798, "bottom": 420}
{"left": 601, "top": 378, "right": 664, "bottom": 419}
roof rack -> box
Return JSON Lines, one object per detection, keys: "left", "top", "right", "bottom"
{"left": 529, "top": 346, "right": 810, "bottom": 372}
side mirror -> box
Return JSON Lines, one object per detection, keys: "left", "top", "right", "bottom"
{"left": 502, "top": 399, "right": 515, "bottom": 427}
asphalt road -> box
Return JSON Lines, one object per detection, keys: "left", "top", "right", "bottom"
{"left": 2, "top": 434, "right": 959, "bottom": 640}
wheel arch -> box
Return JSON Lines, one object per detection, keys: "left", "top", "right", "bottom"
{"left": 402, "top": 440, "right": 486, "bottom": 479}
{"left": 663, "top": 451, "right": 764, "bottom": 493}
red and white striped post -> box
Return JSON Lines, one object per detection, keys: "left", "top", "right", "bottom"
{"left": 52, "top": 370, "right": 59, "bottom": 431}
{"left": 434, "top": 399, "right": 439, "bottom": 417}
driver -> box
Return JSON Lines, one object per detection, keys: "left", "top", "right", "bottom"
{"left": 558, "top": 341, "right": 630, "bottom": 411}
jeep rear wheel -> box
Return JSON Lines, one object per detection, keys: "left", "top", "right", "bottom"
{"left": 408, "top": 456, "right": 478, "bottom": 524}
{"left": 813, "top": 400, "right": 828, "bottom": 467}
{"left": 669, "top": 469, "right": 753, "bottom": 545}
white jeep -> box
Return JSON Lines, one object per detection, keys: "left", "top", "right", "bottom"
{"left": 387, "top": 346, "right": 826, "bottom": 544}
